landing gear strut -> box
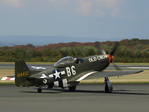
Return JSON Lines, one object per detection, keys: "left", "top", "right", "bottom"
{"left": 104, "top": 77, "right": 113, "bottom": 93}
{"left": 69, "top": 85, "right": 76, "bottom": 92}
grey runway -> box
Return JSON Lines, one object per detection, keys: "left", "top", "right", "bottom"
{"left": 0, "top": 84, "right": 149, "bottom": 112}
{"left": 0, "top": 63, "right": 51, "bottom": 69}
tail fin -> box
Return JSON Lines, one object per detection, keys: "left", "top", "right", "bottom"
{"left": 15, "top": 59, "right": 31, "bottom": 87}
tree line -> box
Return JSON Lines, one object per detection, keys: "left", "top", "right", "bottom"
{"left": 0, "top": 38, "right": 149, "bottom": 63}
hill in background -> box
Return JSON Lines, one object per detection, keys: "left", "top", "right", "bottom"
{"left": 0, "top": 38, "right": 149, "bottom": 63}
{"left": 0, "top": 35, "right": 119, "bottom": 46}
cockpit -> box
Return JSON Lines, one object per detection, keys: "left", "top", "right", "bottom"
{"left": 54, "top": 56, "right": 84, "bottom": 67}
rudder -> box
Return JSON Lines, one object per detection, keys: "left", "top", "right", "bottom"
{"left": 15, "top": 59, "right": 31, "bottom": 87}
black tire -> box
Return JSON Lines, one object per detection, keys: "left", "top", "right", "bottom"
{"left": 38, "top": 88, "right": 42, "bottom": 93}
{"left": 69, "top": 86, "right": 76, "bottom": 92}
{"left": 105, "top": 85, "right": 113, "bottom": 93}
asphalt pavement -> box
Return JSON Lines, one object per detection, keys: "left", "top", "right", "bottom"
{"left": 0, "top": 84, "right": 149, "bottom": 112}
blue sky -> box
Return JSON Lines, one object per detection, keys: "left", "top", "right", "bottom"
{"left": 0, "top": 0, "right": 149, "bottom": 42}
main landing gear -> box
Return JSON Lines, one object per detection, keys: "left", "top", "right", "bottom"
{"left": 68, "top": 85, "right": 76, "bottom": 92}
{"left": 104, "top": 77, "right": 113, "bottom": 93}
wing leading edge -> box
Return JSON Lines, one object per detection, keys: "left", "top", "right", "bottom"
{"left": 77, "top": 70, "right": 143, "bottom": 81}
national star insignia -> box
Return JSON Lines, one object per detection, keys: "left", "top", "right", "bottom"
{"left": 53, "top": 69, "right": 61, "bottom": 80}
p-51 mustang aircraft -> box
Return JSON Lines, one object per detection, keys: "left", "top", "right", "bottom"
{"left": 2, "top": 43, "right": 143, "bottom": 93}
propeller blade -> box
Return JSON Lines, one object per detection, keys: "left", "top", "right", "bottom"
{"left": 110, "top": 42, "right": 119, "bottom": 56}
{"left": 112, "top": 63, "right": 121, "bottom": 71}
{"left": 95, "top": 41, "right": 106, "bottom": 55}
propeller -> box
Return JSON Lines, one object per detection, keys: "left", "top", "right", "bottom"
{"left": 107, "top": 42, "right": 119, "bottom": 63}
{"left": 109, "top": 42, "right": 119, "bottom": 56}
{"left": 95, "top": 41, "right": 120, "bottom": 71}
{"left": 112, "top": 63, "right": 121, "bottom": 71}
{"left": 95, "top": 41, "right": 119, "bottom": 56}
{"left": 95, "top": 41, "right": 106, "bottom": 55}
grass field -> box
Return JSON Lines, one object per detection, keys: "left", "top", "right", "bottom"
{"left": 0, "top": 69, "right": 149, "bottom": 84}
{"left": 0, "top": 62, "right": 55, "bottom": 64}
{"left": 0, "top": 69, "right": 14, "bottom": 83}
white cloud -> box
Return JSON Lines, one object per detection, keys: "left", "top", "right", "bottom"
{"left": 49, "top": 0, "right": 57, "bottom": 1}
{"left": 45, "top": 0, "right": 69, "bottom": 12}
{"left": 96, "top": 9, "right": 105, "bottom": 17}
{"left": 0, "top": 0, "right": 123, "bottom": 17}
{"left": 102, "top": 0, "right": 122, "bottom": 18}
{"left": 0, "top": 0, "right": 21, "bottom": 7}
{"left": 76, "top": 0, "right": 122, "bottom": 17}
{"left": 76, "top": 0, "right": 92, "bottom": 16}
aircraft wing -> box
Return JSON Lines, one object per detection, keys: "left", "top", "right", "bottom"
{"left": 77, "top": 70, "right": 143, "bottom": 81}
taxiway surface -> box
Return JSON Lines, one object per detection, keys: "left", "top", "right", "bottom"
{"left": 0, "top": 84, "right": 149, "bottom": 112}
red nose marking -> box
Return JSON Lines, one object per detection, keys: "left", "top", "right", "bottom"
{"left": 107, "top": 55, "right": 113, "bottom": 63}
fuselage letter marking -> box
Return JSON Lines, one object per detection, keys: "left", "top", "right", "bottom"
{"left": 66, "top": 66, "right": 76, "bottom": 77}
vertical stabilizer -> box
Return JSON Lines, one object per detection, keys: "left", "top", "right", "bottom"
{"left": 15, "top": 59, "right": 30, "bottom": 87}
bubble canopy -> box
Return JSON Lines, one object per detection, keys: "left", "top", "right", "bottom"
{"left": 54, "top": 56, "right": 74, "bottom": 67}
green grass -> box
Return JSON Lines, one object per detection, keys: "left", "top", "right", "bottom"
{"left": 114, "top": 63, "right": 149, "bottom": 65}
{"left": 0, "top": 62, "right": 55, "bottom": 64}
{"left": 0, "top": 82, "right": 15, "bottom": 85}
{"left": 80, "top": 81, "right": 149, "bottom": 84}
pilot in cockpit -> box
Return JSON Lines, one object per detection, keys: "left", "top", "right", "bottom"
{"left": 74, "top": 58, "right": 84, "bottom": 64}
{"left": 54, "top": 56, "right": 84, "bottom": 67}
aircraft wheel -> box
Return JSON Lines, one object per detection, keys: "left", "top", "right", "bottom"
{"left": 69, "top": 86, "right": 76, "bottom": 92}
{"left": 38, "top": 88, "right": 42, "bottom": 93}
{"left": 105, "top": 85, "right": 113, "bottom": 93}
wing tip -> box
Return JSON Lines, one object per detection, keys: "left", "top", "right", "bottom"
{"left": 136, "top": 70, "right": 144, "bottom": 73}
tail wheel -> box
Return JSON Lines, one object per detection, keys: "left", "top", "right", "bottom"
{"left": 69, "top": 85, "right": 76, "bottom": 92}
{"left": 37, "top": 88, "right": 42, "bottom": 93}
